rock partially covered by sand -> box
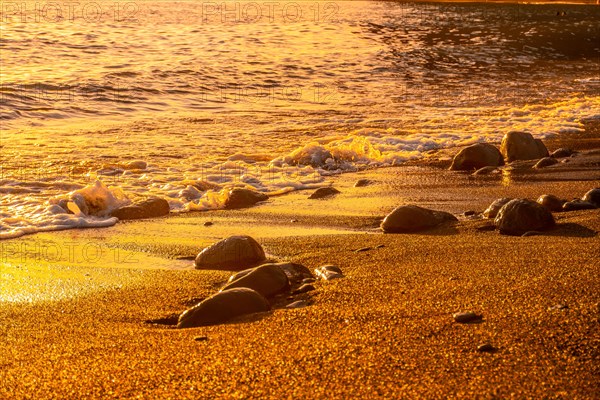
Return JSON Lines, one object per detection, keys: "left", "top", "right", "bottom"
{"left": 483, "top": 198, "right": 512, "bottom": 219}
{"left": 354, "top": 179, "right": 372, "bottom": 187}
{"left": 309, "top": 187, "right": 341, "bottom": 199}
{"left": 500, "top": 131, "right": 549, "bottom": 162}
{"left": 562, "top": 200, "right": 598, "bottom": 211}
{"left": 110, "top": 197, "right": 170, "bottom": 220}
{"left": 582, "top": 188, "right": 600, "bottom": 207}
{"left": 228, "top": 262, "right": 313, "bottom": 286}
{"left": 315, "top": 265, "right": 344, "bottom": 280}
{"left": 449, "top": 143, "right": 504, "bottom": 171}
{"left": 381, "top": 205, "right": 458, "bottom": 233}
{"left": 533, "top": 157, "right": 559, "bottom": 169}
{"left": 537, "top": 195, "right": 565, "bottom": 212}
{"left": 222, "top": 263, "right": 290, "bottom": 298}
{"left": 177, "top": 288, "right": 270, "bottom": 328}
{"left": 224, "top": 188, "right": 268, "bottom": 209}
{"left": 494, "top": 199, "right": 555, "bottom": 236}
{"left": 195, "top": 235, "right": 266, "bottom": 270}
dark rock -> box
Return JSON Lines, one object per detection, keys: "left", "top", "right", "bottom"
{"left": 111, "top": 197, "right": 170, "bottom": 220}
{"left": 286, "top": 300, "right": 309, "bottom": 309}
{"left": 293, "top": 284, "right": 315, "bottom": 294}
{"left": 494, "top": 199, "right": 555, "bottom": 236}
{"left": 194, "top": 336, "right": 209, "bottom": 342}
{"left": 550, "top": 148, "right": 573, "bottom": 158}
{"left": 381, "top": 205, "right": 457, "bottom": 233}
{"left": 230, "top": 262, "right": 313, "bottom": 285}
{"left": 315, "top": 265, "right": 344, "bottom": 280}
{"left": 195, "top": 235, "right": 266, "bottom": 270}
{"left": 355, "top": 247, "right": 372, "bottom": 253}
{"left": 537, "top": 194, "right": 565, "bottom": 212}
{"left": 464, "top": 210, "right": 476, "bottom": 216}
{"left": 121, "top": 160, "right": 147, "bottom": 170}
{"left": 472, "top": 166, "right": 499, "bottom": 176}
{"left": 222, "top": 263, "right": 290, "bottom": 298}
{"left": 224, "top": 188, "right": 268, "bottom": 209}
{"left": 563, "top": 200, "right": 598, "bottom": 211}
{"left": 500, "top": 131, "right": 549, "bottom": 162}
{"left": 453, "top": 311, "right": 482, "bottom": 323}
{"left": 483, "top": 198, "right": 512, "bottom": 219}
{"left": 548, "top": 304, "right": 569, "bottom": 311}
{"left": 177, "top": 288, "right": 270, "bottom": 328}
{"left": 354, "top": 179, "right": 372, "bottom": 187}
{"left": 375, "top": 244, "right": 385, "bottom": 249}
{"left": 309, "top": 187, "right": 341, "bottom": 199}
{"left": 582, "top": 188, "right": 600, "bottom": 207}
{"left": 533, "top": 157, "right": 559, "bottom": 169}
{"left": 203, "top": 221, "right": 214, "bottom": 226}
{"left": 477, "top": 343, "right": 497, "bottom": 352}
{"left": 449, "top": 143, "right": 504, "bottom": 171}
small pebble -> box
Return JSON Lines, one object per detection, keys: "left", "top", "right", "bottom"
{"left": 375, "top": 244, "right": 385, "bottom": 249}
{"left": 203, "top": 221, "right": 213, "bottom": 226}
{"left": 477, "top": 343, "right": 496, "bottom": 353}
{"left": 286, "top": 300, "right": 309, "bottom": 309}
{"left": 464, "top": 210, "right": 476, "bottom": 216}
{"left": 453, "top": 311, "right": 482, "bottom": 323}
{"left": 548, "top": 304, "right": 569, "bottom": 311}
{"left": 290, "top": 219, "right": 298, "bottom": 223}
{"left": 354, "top": 247, "right": 372, "bottom": 253}
{"left": 194, "top": 336, "right": 209, "bottom": 342}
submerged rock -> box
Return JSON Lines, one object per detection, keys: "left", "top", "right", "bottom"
{"left": 381, "top": 205, "right": 457, "bottom": 233}
{"left": 494, "top": 199, "right": 555, "bottom": 236}
{"left": 309, "top": 187, "right": 341, "bottom": 199}
{"left": 177, "top": 288, "right": 270, "bottom": 328}
{"left": 500, "top": 131, "right": 549, "bottom": 162}
{"left": 582, "top": 188, "right": 600, "bottom": 207}
{"left": 562, "top": 199, "right": 598, "bottom": 211}
{"left": 110, "top": 197, "right": 170, "bottom": 220}
{"left": 483, "top": 198, "right": 512, "bottom": 219}
{"left": 533, "top": 157, "right": 559, "bottom": 169}
{"left": 354, "top": 179, "right": 372, "bottom": 187}
{"left": 449, "top": 143, "right": 504, "bottom": 171}
{"left": 195, "top": 235, "right": 266, "bottom": 270}
{"left": 550, "top": 148, "right": 573, "bottom": 158}
{"left": 315, "top": 265, "right": 344, "bottom": 280}
{"left": 537, "top": 194, "right": 565, "bottom": 212}
{"left": 224, "top": 188, "right": 268, "bottom": 209}
{"left": 222, "top": 263, "right": 290, "bottom": 298}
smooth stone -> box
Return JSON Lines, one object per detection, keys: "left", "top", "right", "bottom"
{"left": 315, "top": 265, "right": 344, "bottom": 280}
{"left": 110, "top": 197, "right": 170, "bottom": 220}
{"left": 228, "top": 262, "right": 313, "bottom": 285}
{"left": 204, "top": 221, "right": 214, "bottom": 226}
{"left": 222, "top": 263, "right": 290, "bottom": 298}
{"left": 354, "top": 179, "right": 372, "bottom": 187}
{"left": 548, "top": 304, "right": 569, "bottom": 311}
{"left": 302, "top": 278, "right": 315, "bottom": 284}
{"left": 375, "top": 244, "right": 385, "bottom": 249}
{"left": 537, "top": 194, "right": 565, "bottom": 212}
{"left": 293, "top": 284, "right": 315, "bottom": 294}
{"left": 309, "top": 187, "right": 341, "bottom": 199}
{"left": 195, "top": 235, "right": 266, "bottom": 271}
{"left": 477, "top": 343, "right": 497, "bottom": 353}
{"left": 453, "top": 311, "right": 482, "bottom": 323}
{"left": 582, "top": 188, "right": 600, "bottom": 207}
{"left": 495, "top": 199, "right": 555, "bottom": 236}
{"left": 563, "top": 200, "right": 598, "bottom": 211}
{"left": 464, "top": 210, "right": 476, "bottom": 216}
{"left": 472, "top": 166, "right": 499, "bottom": 176}
{"left": 500, "top": 131, "right": 549, "bottom": 162}
{"left": 286, "top": 300, "right": 309, "bottom": 309}
{"left": 177, "top": 288, "right": 270, "bottom": 328}
{"left": 224, "top": 188, "right": 268, "bottom": 209}
{"left": 533, "top": 157, "right": 559, "bottom": 169}
{"left": 550, "top": 148, "right": 573, "bottom": 158}
{"left": 483, "top": 198, "right": 512, "bottom": 219}
{"left": 381, "top": 205, "right": 458, "bottom": 233}
{"left": 194, "top": 336, "right": 208, "bottom": 342}
{"left": 449, "top": 143, "right": 504, "bottom": 171}
{"left": 355, "top": 247, "right": 372, "bottom": 253}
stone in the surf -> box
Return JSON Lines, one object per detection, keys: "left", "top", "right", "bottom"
{"left": 315, "top": 265, "right": 344, "bottom": 280}
{"left": 483, "top": 198, "right": 512, "bottom": 219}
{"left": 195, "top": 235, "right": 266, "bottom": 270}
{"left": 309, "top": 187, "right": 341, "bottom": 199}
{"left": 562, "top": 199, "right": 598, "bottom": 211}
{"left": 582, "top": 188, "right": 600, "bottom": 207}
{"left": 449, "top": 143, "right": 504, "bottom": 171}
{"left": 453, "top": 311, "right": 482, "bottom": 323}
{"left": 110, "top": 197, "right": 170, "bottom": 220}
{"left": 536, "top": 194, "right": 565, "bottom": 212}
{"left": 550, "top": 148, "right": 573, "bottom": 158}
{"left": 494, "top": 199, "right": 555, "bottom": 236}
{"left": 228, "top": 262, "right": 313, "bottom": 286}
{"left": 500, "top": 131, "right": 549, "bottom": 162}
{"left": 177, "top": 288, "right": 270, "bottom": 328}
{"left": 224, "top": 188, "right": 268, "bottom": 209}
{"left": 381, "top": 205, "right": 457, "bottom": 233}
{"left": 222, "top": 263, "right": 290, "bottom": 298}
{"left": 533, "top": 157, "right": 559, "bottom": 169}
{"left": 354, "top": 179, "right": 372, "bottom": 187}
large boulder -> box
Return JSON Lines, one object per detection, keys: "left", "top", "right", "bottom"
{"left": 381, "top": 205, "right": 458, "bottom": 233}
{"left": 500, "top": 131, "right": 549, "bottom": 162}
{"left": 222, "top": 263, "right": 290, "bottom": 298}
{"left": 224, "top": 188, "right": 268, "bottom": 209}
{"left": 110, "top": 197, "right": 170, "bottom": 220}
{"left": 195, "top": 235, "right": 266, "bottom": 270}
{"left": 483, "top": 198, "right": 512, "bottom": 219}
{"left": 177, "top": 288, "right": 270, "bottom": 328}
{"left": 582, "top": 188, "right": 600, "bottom": 207}
{"left": 449, "top": 143, "right": 504, "bottom": 171}
{"left": 494, "top": 199, "right": 555, "bottom": 236}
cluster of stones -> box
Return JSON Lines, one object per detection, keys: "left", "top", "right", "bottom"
{"left": 178, "top": 235, "right": 343, "bottom": 328}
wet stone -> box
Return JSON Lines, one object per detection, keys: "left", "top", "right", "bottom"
{"left": 315, "top": 265, "right": 344, "bottom": 280}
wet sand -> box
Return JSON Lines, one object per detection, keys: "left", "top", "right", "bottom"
{"left": 1, "top": 123, "right": 599, "bottom": 398}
